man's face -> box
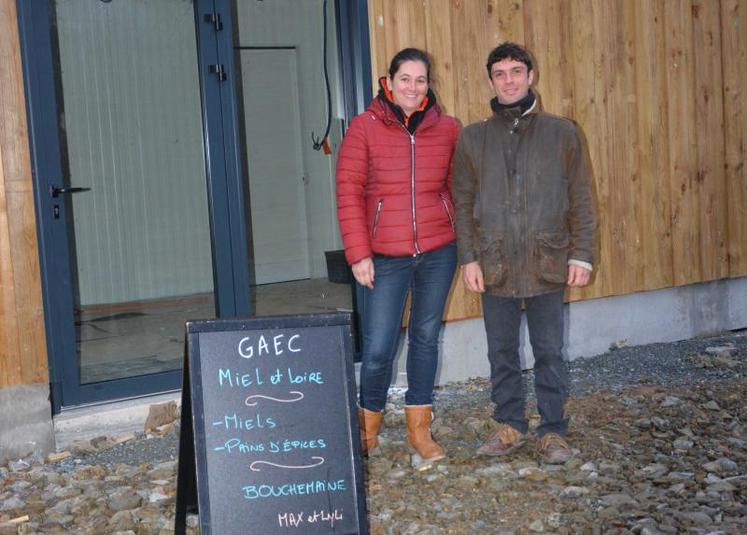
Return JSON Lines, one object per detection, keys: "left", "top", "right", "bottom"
{"left": 488, "top": 58, "right": 534, "bottom": 105}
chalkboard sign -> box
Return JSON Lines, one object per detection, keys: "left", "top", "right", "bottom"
{"left": 174, "top": 313, "right": 367, "bottom": 534}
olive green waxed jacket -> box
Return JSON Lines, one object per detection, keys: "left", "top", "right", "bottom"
{"left": 452, "top": 105, "right": 596, "bottom": 298}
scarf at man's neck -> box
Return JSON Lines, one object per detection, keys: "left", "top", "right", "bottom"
{"left": 490, "top": 89, "right": 536, "bottom": 115}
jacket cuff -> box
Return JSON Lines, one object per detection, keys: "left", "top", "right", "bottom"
{"left": 568, "top": 259, "right": 592, "bottom": 271}
{"left": 458, "top": 250, "right": 478, "bottom": 265}
{"left": 345, "top": 247, "right": 373, "bottom": 266}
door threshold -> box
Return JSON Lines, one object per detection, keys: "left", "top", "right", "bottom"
{"left": 53, "top": 391, "right": 181, "bottom": 452}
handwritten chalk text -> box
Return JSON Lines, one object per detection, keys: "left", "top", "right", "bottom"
{"left": 213, "top": 437, "right": 327, "bottom": 455}
{"left": 278, "top": 509, "right": 343, "bottom": 528}
{"left": 213, "top": 413, "right": 276, "bottom": 431}
{"left": 242, "top": 479, "right": 346, "bottom": 500}
{"left": 218, "top": 367, "right": 264, "bottom": 387}
{"left": 214, "top": 438, "right": 265, "bottom": 453}
{"left": 270, "top": 438, "right": 326, "bottom": 453}
{"left": 238, "top": 334, "right": 301, "bottom": 359}
{"left": 287, "top": 368, "right": 324, "bottom": 385}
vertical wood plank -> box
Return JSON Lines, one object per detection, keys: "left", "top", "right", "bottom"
{"left": 0, "top": 148, "right": 20, "bottom": 387}
{"left": 465, "top": 1, "right": 493, "bottom": 122}
{"left": 447, "top": 1, "right": 471, "bottom": 122}
{"left": 589, "top": 0, "right": 615, "bottom": 297}
{"left": 632, "top": 0, "right": 674, "bottom": 291}
{"left": 431, "top": 0, "right": 484, "bottom": 321}
{"left": 524, "top": 0, "right": 574, "bottom": 118}
{"left": 722, "top": 0, "right": 747, "bottom": 277}
{"left": 0, "top": 0, "right": 49, "bottom": 387}
{"left": 567, "top": 0, "right": 602, "bottom": 301}
{"left": 693, "top": 0, "right": 728, "bottom": 281}
{"left": 616, "top": 0, "right": 644, "bottom": 294}
{"left": 599, "top": 0, "right": 630, "bottom": 296}
{"left": 425, "top": 0, "right": 456, "bottom": 115}
{"left": 491, "top": 0, "right": 525, "bottom": 45}
{"left": 368, "top": 1, "right": 429, "bottom": 91}
{"left": 6, "top": 186, "right": 47, "bottom": 385}
{"left": 367, "top": 0, "right": 388, "bottom": 90}
{"left": 393, "top": 0, "right": 427, "bottom": 52}
{"left": 665, "top": 0, "right": 701, "bottom": 286}
{"left": 449, "top": 0, "right": 491, "bottom": 122}
{"left": 522, "top": 0, "right": 550, "bottom": 108}
{"left": 379, "top": 0, "right": 399, "bottom": 70}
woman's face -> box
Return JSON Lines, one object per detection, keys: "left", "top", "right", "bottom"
{"left": 387, "top": 60, "right": 428, "bottom": 116}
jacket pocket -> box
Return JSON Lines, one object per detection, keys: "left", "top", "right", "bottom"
{"left": 535, "top": 231, "right": 570, "bottom": 284}
{"left": 371, "top": 199, "right": 383, "bottom": 237}
{"left": 479, "top": 235, "right": 507, "bottom": 287}
{"left": 440, "top": 194, "right": 455, "bottom": 231}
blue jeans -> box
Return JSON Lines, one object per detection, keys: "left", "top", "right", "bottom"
{"left": 358, "top": 242, "right": 456, "bottom": 411}
{"left": 481, "top": 290, "right": 568, "bottom": 437}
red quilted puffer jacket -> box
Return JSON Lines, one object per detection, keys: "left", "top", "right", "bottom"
{"left": 336, "top": 94, "right": 460, "bottom": 265}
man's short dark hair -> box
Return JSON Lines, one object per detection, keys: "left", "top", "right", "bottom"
{"left": 486, "top": 42, "right": 533, "bottom": 76}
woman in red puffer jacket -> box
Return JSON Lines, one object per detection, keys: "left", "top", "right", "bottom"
{"left": 336, "top": 48, "right": 460, "bottom": 465}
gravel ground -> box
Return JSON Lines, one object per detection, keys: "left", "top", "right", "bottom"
{"left": 65, "top": 329, "right": 747, "bottom": 469}
{"left": 566, "top": 330, "right": 747, "bottom": 395}
{"left": 2, "top": 329, "right": 744, "bottom": 534}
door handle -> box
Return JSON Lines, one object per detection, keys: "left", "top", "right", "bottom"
{"left": 49, "top": 185, "right": 91, "bottom": 198}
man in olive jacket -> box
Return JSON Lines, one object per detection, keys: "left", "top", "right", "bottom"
{"left": 452, "top": 42, "right": 595, "bottom": 464}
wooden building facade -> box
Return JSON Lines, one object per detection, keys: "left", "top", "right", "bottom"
{"left": 0, "top": 2, "right": 50, "bottom": 396}
{"left": 368, "top": 0, "right": 747, "bottom": 320}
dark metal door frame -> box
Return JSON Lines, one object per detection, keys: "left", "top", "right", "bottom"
{"left": 16, "top": 0, "right": 252, "bottom": 412}
{"left": 15, "top": 0, "right": 370, "bottom": 413}
{"left": 335, "top": 0, "right": 373, "bottom": 123}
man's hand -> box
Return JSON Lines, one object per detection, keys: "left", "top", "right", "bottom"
{"left": 351, "top": 257, "right": 375, "bottom": 289}
{"left": 567, "top": 264, "right": 591, "bottom": 287}
{"left": 462, "top": 261, "right": 485, "bottom": 293}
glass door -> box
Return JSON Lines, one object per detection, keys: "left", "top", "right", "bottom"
{"left": 53, "top": 0, "right": 215, "bottom": 385}
{"left": 19, "top": 0, "right": 251, "bottom": 410}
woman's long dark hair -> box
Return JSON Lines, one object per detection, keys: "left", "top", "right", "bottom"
{"left": 388, "top": 48, "right": 431, "bottom": 81}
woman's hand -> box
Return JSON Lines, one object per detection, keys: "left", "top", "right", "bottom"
{"left": 351, "top": 257, "right": 375, "bottom": 289}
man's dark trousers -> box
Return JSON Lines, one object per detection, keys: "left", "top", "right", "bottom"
{"left": 481, "top": 289, "right": 568, "bottom": 437}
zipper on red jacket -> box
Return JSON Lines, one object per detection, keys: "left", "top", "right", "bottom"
{"left": 372, "top": 199, "right": 383, "bottom": 237}
{"left": 440, "top": 193, "right": 455, "bottom": 231}
{"left": 400, "top": 125, "right": 421, "bottom": 255}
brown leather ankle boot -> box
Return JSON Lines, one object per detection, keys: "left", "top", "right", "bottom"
{"left": 405, "top": 405, "right": 445, "bottom": 462}
{"left": 358, "top": 407, "right": 383, "bottom": 454}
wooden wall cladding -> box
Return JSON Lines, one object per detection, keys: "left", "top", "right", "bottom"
{"left": 367, "top": 0, "right": 747, "bottom": 321}
{"left": 0, "top": 0, "right": 49, "bottom": 388}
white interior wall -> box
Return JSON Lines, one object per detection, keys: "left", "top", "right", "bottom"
{"left": 236, "top": 0, "right": 343, "bottom": 280}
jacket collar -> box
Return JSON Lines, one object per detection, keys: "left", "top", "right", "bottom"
{"left": 490, "top": 89, "right": 538, "bottom": 123}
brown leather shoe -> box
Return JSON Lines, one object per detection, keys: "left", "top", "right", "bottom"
{"left": 358, "top": 407, "right": 383, "bottom": 455}
{"left": 477, "top": 424, "right": 525, "bottom": 456}
{"left": 538, "top": 433, "right": 573, "bottom": 464}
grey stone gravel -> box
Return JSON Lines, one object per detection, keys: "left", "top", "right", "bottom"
{"left": 1, "top": 329, "right": 745, "bottom": 534}
{"left": 568, "top": 330, "right": 747, "bottom": 393}
{"left": 64, "top": 433, "right": 178, "bottom": 472}
{"left": 57, "top": 330, "right": 747, "bottom": 470}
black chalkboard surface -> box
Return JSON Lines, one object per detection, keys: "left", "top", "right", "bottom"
{"left": 175, "top": 313, "right": 367, "bottom": 534}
